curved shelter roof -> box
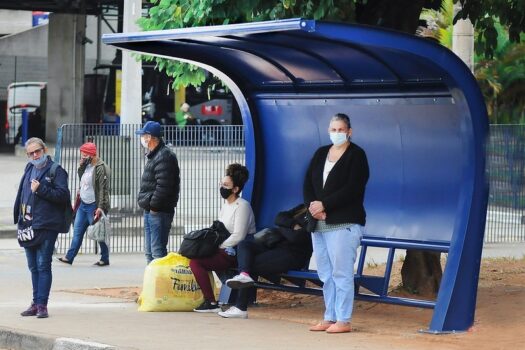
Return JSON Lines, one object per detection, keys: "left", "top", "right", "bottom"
{"left": 103, "top": 19, "right": 489, "bottom": 333}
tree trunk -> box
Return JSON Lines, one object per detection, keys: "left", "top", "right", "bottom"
{"left": 400, "top": 250, "right": 443, "bottom": 295}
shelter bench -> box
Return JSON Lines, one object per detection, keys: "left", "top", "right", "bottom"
{"left": 219, "top": 236, "right": 450, "bottom": 309}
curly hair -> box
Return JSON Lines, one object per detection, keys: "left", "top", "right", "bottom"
{"left": 226, "top": 163, "right": 249, "bottom": 192}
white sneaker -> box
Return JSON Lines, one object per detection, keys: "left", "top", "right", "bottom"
{"left": 218, "top": 306, "right": 248, "bottom": 319}
{"left": 225, "top": 274, "right": 255, "bottom": 289}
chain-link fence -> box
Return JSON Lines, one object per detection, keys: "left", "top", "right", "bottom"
{"left": 54, "top": 123, "right": 245, "bottom": 255}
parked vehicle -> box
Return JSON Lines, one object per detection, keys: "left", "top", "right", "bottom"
{"left": 5, "top": 82, "right": 46, "bottom": 144}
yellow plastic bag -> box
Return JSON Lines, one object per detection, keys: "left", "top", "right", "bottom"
{"left": 138, "top": 252, "right": 212, "bottom": 312}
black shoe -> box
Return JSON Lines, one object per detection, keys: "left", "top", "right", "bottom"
{"left": 20, "top": 303, "right": 37, "bottom": 317}
{"left": 193, "top": 300, "right": 221, "bottom": 313}
{"left": 93, "top": 261, "right": 110, "bottom": 266}
{"left": 57, "top": 257, "right": 72, "bottom": 265}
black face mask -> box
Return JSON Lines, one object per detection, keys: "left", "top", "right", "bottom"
{"left": 220, "top": 186, "right": 233, "bottom": 199}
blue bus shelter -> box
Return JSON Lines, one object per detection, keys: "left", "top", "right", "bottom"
{"left": 103, "top": 18, "right": 489, "bottom": 333}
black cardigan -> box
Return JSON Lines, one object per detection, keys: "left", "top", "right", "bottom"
{"left": 303, "top": 142, "right": 369, "bottom": 229}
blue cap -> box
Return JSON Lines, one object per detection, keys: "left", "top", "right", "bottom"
{"left": 135, "top": 121, "right": 161, "bottom": 137}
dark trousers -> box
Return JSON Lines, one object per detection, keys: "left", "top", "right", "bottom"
{"left": 235, "top": 240, "right": 310, "bottom": 311}
{"left": 190, "top": 249, "right": 236, "bottom": 302}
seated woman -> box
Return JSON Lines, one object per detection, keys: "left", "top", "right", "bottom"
{"left": 190, "top": 163, "right": 256, "bottom": 313}
{"left": 218, "top": 204, "right": 313, "bottom": 319}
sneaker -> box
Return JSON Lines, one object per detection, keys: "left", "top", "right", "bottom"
{"left": 36, "top": 304, "right": 48, "bottom": 319}
{"left": 225, "top": 274, "right": 255, "bottom": 289}
{"left": 218, "top": 306, "right": 248, "bottom": 319}
{"left": 193, "top": 300, "right": 221, "bottom": 313}
{"left": 20, "top": 303, "right": 37, "bottom": 317}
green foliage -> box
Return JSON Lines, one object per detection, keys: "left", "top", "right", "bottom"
{"left": 139, "top": 0, "right": 525, "bottom": 89}
{"left": 456, "top": 0, "right": 525, "bottom": 58}
{"left": 418, "top": 0, "right": 454, "bottom": 48}
{"left": 138, "top": 0, "right": 356, "bottom": 89}
{"left": 475, "top": 33, "right": 525, "bottom": 123}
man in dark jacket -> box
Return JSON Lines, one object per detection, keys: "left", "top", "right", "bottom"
{"left": 136, "top": 121, "right": 180, "bottom": 264}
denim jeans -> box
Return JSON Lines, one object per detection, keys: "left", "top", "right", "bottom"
{"left": 144, "top": 210, "right": 174, "bottom": 264}
{"left": 311, "top": 224, "right": 363, "bottom": 323}
{"left": 65, "top": 201, "right": 109, "bottom": 263}
{"left": 24, "top": 230, "right": 59, "bottom": 305}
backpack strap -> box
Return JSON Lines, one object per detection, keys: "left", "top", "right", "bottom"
{"left": 49, "top": 162, "right": 60, "bottom": 184}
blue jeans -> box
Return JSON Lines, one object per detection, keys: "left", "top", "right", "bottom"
{"left": 312, "top": 225, "right": 363, "bottom": 323}
{"left": 144, "top": 211, "right": 174, "bottom": 264}
{"left": 24, "top": 230, "right": 59, "bottom": 305}
{"left": 65, "top": 201, "right": 109, "bottom": 263}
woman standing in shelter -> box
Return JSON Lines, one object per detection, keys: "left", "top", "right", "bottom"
{"left": 190, "top": 163, "right": 256, "bottom": 313}
{"left": 303, "top": 113, "right": 369, "bottom": 333}
{"left": 15, "top": 137, "right": 71, "bottom": 318}
{"left": 58, "top": 142, "right": 111, "bottom": 266}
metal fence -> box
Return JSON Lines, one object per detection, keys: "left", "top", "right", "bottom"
{"left": 485, "top": 124, "right": 525, "bottom": 242}
{"left": 54, "top": 123, "right": 525, "bottom": 255}
{"left": 55, "top": 123, "right": 245, "bottom": 255}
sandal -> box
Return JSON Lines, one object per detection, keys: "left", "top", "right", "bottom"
{"left": 93, "top": 261, "right": 110, "bottom": 267}
{"left": 309, "top": 321, "right": 335, "bottom": 331}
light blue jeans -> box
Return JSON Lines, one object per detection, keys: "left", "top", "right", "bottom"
{"left": 311, "top": 224, "right": 363, "bottom": 323}
{"left": 144, "top": 211, "right": 174, "bottom": 264}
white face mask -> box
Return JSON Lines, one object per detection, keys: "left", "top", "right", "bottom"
{"left": 329, "top": 132, "right": 348, "bottom": 146}
{"left": 140, "top": 136, "right": 150, "bottom": 149}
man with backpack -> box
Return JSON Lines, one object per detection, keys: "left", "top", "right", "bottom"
{"left": 136, "top": 121, "right": 180, "bottom": 264}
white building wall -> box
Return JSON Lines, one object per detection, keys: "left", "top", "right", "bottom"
{"left": 0, "top": 10, "right": 32, "bottom": 36}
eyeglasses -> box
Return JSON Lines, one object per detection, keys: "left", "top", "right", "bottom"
{"left": 26, "top": 148, "right": 44, "bottom": 158}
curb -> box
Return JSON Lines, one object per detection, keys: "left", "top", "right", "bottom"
{"left": 0, "top": 327, "right": 116, "bottom": 350}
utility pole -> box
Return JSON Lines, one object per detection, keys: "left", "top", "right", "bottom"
{"left": 120, "top": 0, "right": 142, "bottom": 124}
{"left": 452, "top": 3, "right": 475, "bottom": 72}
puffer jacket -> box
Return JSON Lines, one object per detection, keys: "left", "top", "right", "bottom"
{"left": 137, "top": 141, "right": 180, "bottom": 213}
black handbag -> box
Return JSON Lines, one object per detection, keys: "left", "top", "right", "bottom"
{"left": 179, "top": 220, "right": 230, "bottom": 259}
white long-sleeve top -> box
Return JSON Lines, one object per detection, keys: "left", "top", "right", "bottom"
{"left": 218, "top": 197, "right": 256, "bottom": 248}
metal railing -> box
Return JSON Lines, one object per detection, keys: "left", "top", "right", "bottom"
{"left": 54, "top": 123, "right": 525, "bottom": 255}
{"left": 485, "top": 124, "right": 525, "bottom": 243}
{"left": 55, "top": 123, "right": 245, "bottom": 254}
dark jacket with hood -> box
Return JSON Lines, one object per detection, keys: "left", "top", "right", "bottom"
{"left": 13, "top": 156, "right": 71, "bottom": 233}
{"left": 137, "top": 140, "right": 180, "bottom": 213}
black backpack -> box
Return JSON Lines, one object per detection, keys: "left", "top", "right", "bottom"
{"left": 179, "top": 221, "right": 230, "bottom": 259}
{"left": 49, "top": 163, "right": 74, "bottom": 233}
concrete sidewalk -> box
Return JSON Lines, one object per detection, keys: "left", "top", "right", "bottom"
{"left": 1, "top": 237, "right": 524, "bottom": 350}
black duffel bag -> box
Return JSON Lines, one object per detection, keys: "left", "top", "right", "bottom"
{"left": 179, "top": 220, "right": 230, "bottom": 259}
